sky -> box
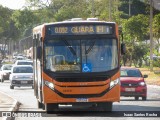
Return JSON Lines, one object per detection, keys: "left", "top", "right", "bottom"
{"left": 0, "top": 0, "right": 25, "bottom": 10}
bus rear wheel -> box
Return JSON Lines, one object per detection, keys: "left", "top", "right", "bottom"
{"left": 45, "top": 103, "right": 58, "bottom": 113}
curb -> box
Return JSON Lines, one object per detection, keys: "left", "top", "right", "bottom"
{"left": 0, "top": 91, "right": 20, "bottom": 120}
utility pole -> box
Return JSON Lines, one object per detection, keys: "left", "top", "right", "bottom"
{"left": 150, "top": 0, "right": 153, "bottom": 71}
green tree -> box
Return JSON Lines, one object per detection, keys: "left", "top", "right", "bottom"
{"left": 11, "top": 9, "right": 39, "bottom": 38}
{"left": 53, "top": 0, "right": 90, "bottom": 21}
{"left": 153, "top": 14, "right": 160, "bottom": 51}
{"left": 27, "top": 0, "right": 91, "bottom": 22}
{"left": 0, "top": 6, "right": 17, "bottom": 59}
{"left": 122, "top": 14, "right": 149, "bottom": 66}
{"left": 132, "top": 44, "right": 149, "bottom": 67}
{"left": 119, "top": 0, "right": 159, "bottom": 18}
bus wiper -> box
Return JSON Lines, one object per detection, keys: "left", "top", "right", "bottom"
{"left": 63, "top": 40, "right": 76, "bottom": 56}
{"left": 85, "top": 40, "right": 96, "bottom": 54}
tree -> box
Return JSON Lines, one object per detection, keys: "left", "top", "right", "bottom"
{"left": 53, "top": 0, "right": 90, "bottom": 21}
{"left": 26, "top": 0, "right": 91, "bottom": 22}
{"left": 153, "top": 13, "right": 160, "bottom": 51}
{"left": 0, "top": 5, "right": 15, "bottom": 59}
{"left": 122, "top": 14, "right": 149, "bottom": 66}
{"left": 132, "top": 44, "right": 149, "bottom": 67}
{"left": 11, "top": 9, "right": 39, "bottom": 38}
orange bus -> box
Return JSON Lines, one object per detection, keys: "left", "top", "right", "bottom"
{"left": 33, "top": 18, "right": 124, "bottom": 112}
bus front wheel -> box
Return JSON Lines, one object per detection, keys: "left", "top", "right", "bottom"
{"left": 98, "top": 102, "right": 113, "bottom": 112}
{"left": 45, "top": 103, "right": 58, "bottom": 113}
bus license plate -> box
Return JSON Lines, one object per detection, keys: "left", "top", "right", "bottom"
{"left": 125, "top": 88, "right": 135, "bottom": 92}
{"left": 76, "top": 98, "right": 88, "bottom": 102}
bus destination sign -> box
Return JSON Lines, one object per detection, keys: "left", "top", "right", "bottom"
{"left": 47, "top": 25, "right": 113, "bottom": 35}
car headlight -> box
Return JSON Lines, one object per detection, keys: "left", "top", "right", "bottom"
{"left": 139, "top": 82, "right": 146, "bottom": 86}
{"left": 3, "top": 72, "right": 7, "bottom": 75}
{"left": 110, "top": 78, "right": 120, "bottom": 89}
{"left": 45, "top": 81, "right": 54, "bottom": 90}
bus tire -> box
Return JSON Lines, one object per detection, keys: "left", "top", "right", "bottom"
{"left": 98, "top": 102, "right": 113, "bottom": 112}
{"left": 45, "top": 103, "right": 58, "bottom": 113}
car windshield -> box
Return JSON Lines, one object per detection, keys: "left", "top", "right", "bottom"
{"left": 17, "top": 62, "right": 33, "bottom": 65}
{"left": 120, "top": 69, "right": 142, "bottom": 77}
{"left": 13, "top": 67, "right": 33, "bottom": 73}
{"left": 44, "top": 38, "right": 118, "bottom": 73}
{"left": 3, "top": 65, "right": 12, "bottom": 70}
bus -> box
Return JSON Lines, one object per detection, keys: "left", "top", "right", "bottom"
{"left": 33, "top": 18, "right": 125, "bottom": 112}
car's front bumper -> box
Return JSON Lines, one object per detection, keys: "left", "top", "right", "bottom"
{"left": 120, "top": 86, "right": 147, "bottom": 97}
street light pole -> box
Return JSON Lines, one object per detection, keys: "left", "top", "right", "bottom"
{"left": 150, "top": 0, "right": 153, "bottom": 71}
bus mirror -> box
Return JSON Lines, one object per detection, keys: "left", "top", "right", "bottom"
{"left": 37, "top": 46, "right": 42, "bottom": 59}
{"left": 121, "top": 43, "right": 126, "bottom": 55}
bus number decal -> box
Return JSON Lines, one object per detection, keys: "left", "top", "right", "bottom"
{"left": 55, "top": 27, "right": 68, "bottom": 33}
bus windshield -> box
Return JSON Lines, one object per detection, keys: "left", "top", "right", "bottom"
{"left": 44, "top": 38, "right": 118, "bottom": 73}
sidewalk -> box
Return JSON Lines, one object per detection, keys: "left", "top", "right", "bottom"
{"left": 0, "top": 91, "right": 20, "bottom": 120}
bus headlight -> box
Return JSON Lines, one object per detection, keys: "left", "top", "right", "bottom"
{"left": 110, "top": 78, "right": 120, "bottom": 89}
{"left": 45, "top": 81, "right": 54, "bottom": 90}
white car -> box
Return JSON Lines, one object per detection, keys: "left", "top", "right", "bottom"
{"left": 14, "top": 60, "right": 33, "bottom": 66}
{"left": 9, "top": 65, "right": 33, "bottom": 89}
{"left": 0, "top": 64, "right": 13, "bottom": 82}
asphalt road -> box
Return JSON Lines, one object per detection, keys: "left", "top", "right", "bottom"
{"left": 0, "top": 81, "right": 160, "bottom": 120}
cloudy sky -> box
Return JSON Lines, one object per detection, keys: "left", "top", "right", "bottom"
{"left": 0, "top": 0, "right": 25, "bottom": 10}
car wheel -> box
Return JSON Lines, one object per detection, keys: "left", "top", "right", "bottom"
{"left": 135, "top": 96, "right": 139, "bottom": 100}
{"left": 142, "top": 97, "right": 147, "bottom": 101}
{"left": 1, "top": 77, "right": 4, "bottom": 83}
{"left": 10, "top": 85, "right": 14, "bottom": 89}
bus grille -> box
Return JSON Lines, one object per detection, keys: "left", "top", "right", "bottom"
{"left": 54, "top": 76, "right": 108, "bottom": 82}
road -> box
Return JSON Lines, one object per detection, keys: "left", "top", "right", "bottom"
{"left": 0, "top": 81, "right": 160, "bottom": 120}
